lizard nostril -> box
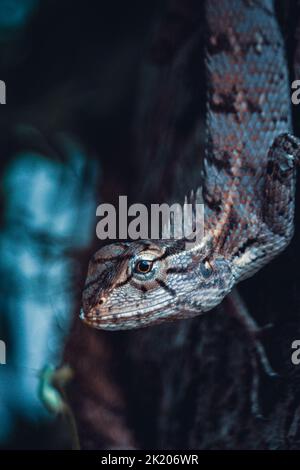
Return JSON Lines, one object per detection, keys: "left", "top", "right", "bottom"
{"left": 98, "top": 297, "right": 106, "bottom": 305}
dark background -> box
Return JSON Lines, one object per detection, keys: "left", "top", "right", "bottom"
{"left": 1, "top": 0, "right": 300, "bottom": 450}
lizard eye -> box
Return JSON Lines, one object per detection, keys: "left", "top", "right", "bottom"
{"left": 134, "top": 259, "right": 153, "bottom": 275}
{"left": 130, "top": 249, "right": 162, "bottom": 282}
{"left": 201, "top": 259, "right": 213, "bottom": 278}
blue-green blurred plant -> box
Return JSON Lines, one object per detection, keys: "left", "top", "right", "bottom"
{"left": 0, "top": 0, "right": 39, "bottom": 40}
{"left": 0, "top": 128, "right": 99, "bottom": 442}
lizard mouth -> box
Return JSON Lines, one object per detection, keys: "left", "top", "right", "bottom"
{"left": 79, "top": 299, "right": 189, "bottom": 331}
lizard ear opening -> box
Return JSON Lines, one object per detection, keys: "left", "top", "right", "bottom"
{"left": 200, "top": 259, "right": 214, "bottom": 278}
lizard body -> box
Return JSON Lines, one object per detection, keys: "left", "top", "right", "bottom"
{"left": 81, "top": 0, "right": 300, "bottom": 331}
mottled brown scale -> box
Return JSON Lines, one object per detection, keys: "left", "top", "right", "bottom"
{"left": 204, "top": 0, "right": 296, "bottom": 268}
{"left": 81, "top": 0, "right": 300, "bottom": 331}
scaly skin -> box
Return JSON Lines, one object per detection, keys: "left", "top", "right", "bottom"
{"left": 81, "top": 0, "right": 300, "bottom": 331}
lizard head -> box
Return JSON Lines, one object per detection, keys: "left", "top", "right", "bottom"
{"left": 80, "top": 239, "right": 235, "bottom": 330}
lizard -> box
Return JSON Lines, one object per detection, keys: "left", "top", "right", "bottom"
{"left": 80, "top": 0, "right": 300, "bottom": 346}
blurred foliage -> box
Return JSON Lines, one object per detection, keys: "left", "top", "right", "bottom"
{"left": 0, "top": 0, "right": 161, "bottom": 449}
